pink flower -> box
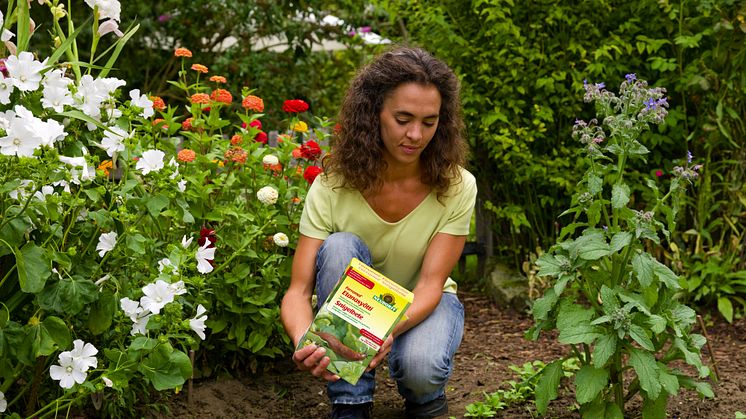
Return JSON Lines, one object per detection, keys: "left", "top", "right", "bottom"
{"left": 655, "top": 170, "right": 663, "bottom": 177}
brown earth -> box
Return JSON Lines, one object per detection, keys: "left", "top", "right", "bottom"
{"left": 168, "top": 290, "right": 746, "bottom": 418}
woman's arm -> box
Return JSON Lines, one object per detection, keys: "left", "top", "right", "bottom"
{"left": 280, "top": 234, "right": 339, "bottom": 381}
{"left": 367, "top": 232, "right": 466, "bottom": 371}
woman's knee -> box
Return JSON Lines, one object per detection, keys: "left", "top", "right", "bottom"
{"left": 317, "top": 232, "right": 371, "bottom": 266}
{"left": 392, "top": 352, "right": 451, "bottom": 397}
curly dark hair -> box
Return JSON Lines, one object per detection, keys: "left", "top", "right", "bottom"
{"left": 323, "top": 46, "right": 467, "bottom": 199}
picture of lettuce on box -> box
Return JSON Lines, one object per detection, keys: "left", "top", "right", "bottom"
{"left": 297, "top": 258, "right": 414, "bottom": 385}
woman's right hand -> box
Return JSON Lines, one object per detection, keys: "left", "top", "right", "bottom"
{"left": 292, "top": 344, "right": 340, "bottom": 382}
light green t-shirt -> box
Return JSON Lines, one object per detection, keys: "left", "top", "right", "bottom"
{"left": 300, "top": 167, "right": 477, "bottom": 293}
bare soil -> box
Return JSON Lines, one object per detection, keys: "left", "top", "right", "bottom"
{"left": 168, "top": 290, "right": 746, "bottom": 418}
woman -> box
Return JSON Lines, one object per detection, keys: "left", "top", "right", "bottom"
{"left": 280, "top": 47, "right": 477, "bottom": 419}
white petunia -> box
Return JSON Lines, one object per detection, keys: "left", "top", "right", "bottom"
{"left": 41, "top": 85, "right": 74, "bottom": 112}
{"left": 181, "top": 235, "right": 193, "bottom": 248}
{"left": 189, "top": 304, "right": 208, "bottom": 340}
{"left": 96, "top": 231, "right": 117, "bottom": 257}
{"left": 195, "top": 239, "right": 215, "bottom": 274}
{"left": 0, "top": 389, "right": 6, "bottom": 413}
{"left": 5, "top": 52, "right": 48, "bottom": 91}
{"left": 177, "top": 179, "right": 187, "bottom": 192}
{"left": 85, "top": 0, "right": 121, "bottom": 21}
{"left": 58, "top": 155, "right": 87, "bottom": 167}
{"left": 100, "top": 126, "right": 130, "bottom": 157}
{"left": 68, "top": 339, "right": 98, "bottom": 371}
{"left": 49, "top": 353, "right": 87, "bottom": 389}
{"left": 102, "top": 376, "right": 113, "bottom": 387}
{"left": 262, "top": 154, "right": 279, "bottom": 166}
{"left": 119, "top": 297, "right": 141, "bottom": 321}
{"left": 157, "top": 258, "right": 174, "bottom": 273}
{"left": 129, "top": 89, "right": 154, "bottom": 119}
{"left": 140, "top": 279, "right": 178, "bottom": 314}
{"left": 0, "top": 73, "right": 14, "bottom": 104}
{"left": 273, "top": 232, "right": 289, "bottom": 247}
{"left": 256, "top": 186, "right": 278, "bottom": 205}
{"left": 130, "top": 312, "right": 151, "bottom": 335}
{"left": 136, "top": 149, "right": 165, "bottom": 175}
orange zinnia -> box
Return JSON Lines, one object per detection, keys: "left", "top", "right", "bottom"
{"left": 190, "top": 93, "right": 210, "bottom": 104}
{"left": 181, "top": 117, "right": 193, "bottom": 131}
{"left": 152, "top": 118, "right": 168, "bottom": 129}
{"left": 191, "top": 64, "right": 208, "bottom": 73}
{"left": 98, "top": 160, "right": 113, "bottom": 176}
{"left": 210, "top": 88, "right": 232, "bottom": 104}
{"left": 150, "top": 96, "right": 166, "bottom": 111}
{"left": 242, "top": 95, "right": 264, "bottom": 112}
{"left": 209, "top": 75, "right": 227, "bottom": 83}
{"left": 230, "top": 134, "right": 243, "bottom": 145}
{"left": 177, "top": 149, "right": 196, "bottom": 163}
{"left": 174, "top": 47, "right": 192, "bottom": 58}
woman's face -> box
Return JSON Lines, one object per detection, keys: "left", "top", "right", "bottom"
{"left": 378, "top": 82, "right": 441, "bottom": 169}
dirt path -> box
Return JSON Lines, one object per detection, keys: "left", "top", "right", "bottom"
{"left": 169, "top": 291, "right": 746, "bottom": 418}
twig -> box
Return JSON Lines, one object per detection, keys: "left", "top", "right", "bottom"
{"left": 697, "top": 314, "right": 721, "bottom": 381}
{"left": 188, "top": 349, "right": 195, "bottom": 405}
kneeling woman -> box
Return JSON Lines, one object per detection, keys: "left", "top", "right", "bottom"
{"left": 280, "top": 47, "right": 477, "bottom": 419}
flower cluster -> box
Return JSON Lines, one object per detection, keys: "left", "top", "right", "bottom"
{"left": 49, "top": 340, "right": 98, "bottom": 389}
{"left": 282, "top": 99, "right": 309, "bottom": 113}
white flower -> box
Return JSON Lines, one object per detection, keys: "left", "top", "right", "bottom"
{"left": 189, "top": 304, "right": 208, "bottom": 340}
{"left": 68, "top": 339, "right": 98, "bottom": 371}
{"left": 74, "top": 75, "right": 125, "bottom": 121}
{"left": 98, "top": 19, "right": 123, "bottom": 37}
{"left": 195, "top": 239, "right": 215, "bottom": 274}
{"left": 100, "top": 126, "right": 130, "bottom": 157}
{"left": 0, "top": 106, "right": 43, "bottom": 157}
{"left": 85, "top": 0, "right": 121, "bottom": 21}
{"left": 119, "top": 297, "right": 141, "bottom": 321}
{"left": 177, "top": 179, "right": 187, "bottom": 192}
{"left": 0, "top": 73, "right": 14, "bottom": 104}
{"left": 41, "top": 85, "right": 74, "bottom": 112}
{"left": 181, "top": 235, "right": 193, "bottom": 248}
{"left": 96, "top": 231, "right": 117, "bottom": 257}
{"left": 94, "top": 274, "right": 110, "bottom": 286}
{"left": 256, "top": 186, "right": 279, "bottom": 205}
{"left": 43, "top": 69, "right": 73, "bottom": 90}
{"left": 157, "top": 258, "right": 173, "bottom": 273}
{"left": 169, "top": 280, "right": 187, "bottom": 296}
{"left": 102, "top": 376, "right": 113, "bottom": 387}
{"left": 262, "top": 154, "right": 279, "bottom": 166}
{"left": 0, "top": 390, "right": 6, "bottom": 413}
{"left": 129, "top": 89, "right": 154, "bottom": 119}
{"left": 59, "top": 155, "right": 87, "bottom": 167}
{"left": 273, "top": 232, "right": 289, "bottom": 247}
{"left": 5, "top": 51, "right": 48, "bottom": 91}
{"left": 49, "top": 353, "right": 87, "bottom": 389}
{"left": 140, "top": 279, "right": 178, "bottom": 314}
{"left": 136, "top": 149, "right": 165, "bottom": 175}
{"left": 130, "top": 312, "right": 151, "bottom": 335}
{"left": 33, "top": 185, "right": 55, "bottom": 202}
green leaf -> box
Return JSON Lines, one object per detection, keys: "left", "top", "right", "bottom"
{"left": 531, "top": 289, "right": 558, "bottom": 322}
{"left": 717, "top": 297, "right": 734, "bottom": 323}
{"left": 581, "top": 399, "right": 624, "bottom": 419}
{"left": 126, "top": 233, "right": 147, "bottom": 254}
{"left": 140, "top": 348, "right": 192, "bottom": 391}
{"left": 25, "top": 316, "right": 72, "bottom": 358}
{"left": 587, "top": 174, "right": 603, "bottom": 196}
{"left": 629, "top": 324, "right": 655, "bottom": 351}
{"left": 611, "top": 183, "right": 631, "bottom": 209}
{"left": 629, "top": 348, "right": 661, "bottom": 399}
{"left": 146, "top": 194, "right": 170, "bottom": 217}
{"left": 536, "top": 253, "right": 564, "bottom": 277}
{"left": 88, "top": 290, "right": 116, "bottom": 335}
{"left": 535, "top": 360, "right": 563, "bottom": 414}
{"left": 38, "top": 276, "right": 98, "bottom": 315}
{"left": 657, "top": 365, "right": 679, "bottom": 396}
{"left": 677, "top": 376, "right": 714, "bottom": 398}
{"left": 609, "top": 232, "right": 632, "bottom": 253}
{"left": 600, "top": 285, "right": 619, "bottom": 313}
{"left": 16, "top": 0, "right": 31, "bottom": 52}
{"left": 592, "top": 334, "right": 616, "bottom": 368}
{"left": 557, "top": 302, "right": 601, "bottom": 344}
{"left": 647, "top": 315, "right": 667, "bottom": 334}
{"left": 652, "top": 260, "right": 681, "bottom": 289}
{"left": 17, "top": 243, "right": 52, "bottom": 293}
{"left": 575, "top": 365, "right": 609, "bottom": 404}
{"left": 575, "top": 233, "right": 610, "bottom": 261}
{"left": 632, "top": 252, "right": 654, "bottom": 287}
{"left": 642, "top": 392, "right": 667, "bottom": 419}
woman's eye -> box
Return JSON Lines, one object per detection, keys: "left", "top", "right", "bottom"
{"left": 396, "top": 119, "right": 409, "bottom": 125}
{"left": 423, "top": 122, "right": 435, "bottom": 127}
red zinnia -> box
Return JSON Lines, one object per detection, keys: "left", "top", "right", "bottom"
{"left": 242, "top": 95, "right": 265, "bottom": 112}
{"left": 254, "top": 131, "right": 268, "bottom": 144}
{"left": 282, "top": 99, "right": 309, "bottom": 113}
{"left": 150, "top": 96, "right": 166, "bottom": 111}
{"left": 303, "top": 166, "right": 323, "bottom": 184}
{"left": 249, "top": 120, "right": 262, "bottom": 130}
{"left": 210, "top": 88, "right": 232, "bottom": 104}
{"left": 300, "top": 140, "right": 322, "bottom": 160}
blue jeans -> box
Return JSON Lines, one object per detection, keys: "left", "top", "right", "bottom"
{"left": 315, "top": 232, "right": 465, "bottom": 405}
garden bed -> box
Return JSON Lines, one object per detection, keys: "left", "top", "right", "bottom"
{"left": 168, "top": 290, "right": 746, "bottom": 418}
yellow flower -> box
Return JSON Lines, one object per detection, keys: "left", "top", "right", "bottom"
{"left": 292, "top": 121, "right": 308, "bottom": 133}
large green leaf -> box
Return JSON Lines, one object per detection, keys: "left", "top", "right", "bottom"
{"left": 38, "top": 276, "right": 98, "bottom": 315}
{"left": 629, "top": 324, "right": 655, "bottom": 351}
{"left": 88, "top": 290, "right": 117, "bottom": 335}
{"left": 632, "top": 252, "right": 654, "bottom": 287}
{"left": 611, "top": 183, "right": 630, "bottom": 209}
{"left": 642, "top": 392, "right": 667, "bottom": 419}
{"left": 139, "top": 348, "right": 192, "bottom": 391}
{"left": 575, "top": 365, "right": 609, "bottom": 404}
{"left": 536, "top": 253, "right": 565, "bottom": 277}
{"left": 531, "top": 289, "right": 558, "bottom": 322}
{"left": 608, "top": 232, "right": 632, "bottom": 253}
{"left": 535, "top": 360, "right": 563, "bottom": 414}
{"left": 24, "top": 316, "right": 72, "bottom": 359}
{"left": 557, "top": 302, "right": 601, "bottom": 344}
{"left": 592, "top": 334, "right": 616, "bottom": 368}
{"left": 575, "top": 233, "right": 610, "bottom": 260}
{"left": 17, "top": 243, "right": 52, "bottom": 293}
{"left": 651, "top": 260, "right": 681, "bottom": 289}
{"left": 629, "top": 348, "right": 661, "bottom": 399}
{"left": 717, "top": 297, "right": 734, "bottom": 323}
{"left": 145, "top": 194, "right": 170, "bottom": 217}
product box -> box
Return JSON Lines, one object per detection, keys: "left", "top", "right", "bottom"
{"left": 297, "top": 257, "right": 414, "bottom": 385}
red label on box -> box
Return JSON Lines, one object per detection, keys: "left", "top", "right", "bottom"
{"left": 346, "top": 267, "right": 374, "bottom": 289}
{"left": 359, "top": 328, "right": 383, "bottom": 346}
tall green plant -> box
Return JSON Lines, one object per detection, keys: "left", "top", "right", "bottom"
{"left": 527, "top": 76, "right": 712, "bottom": 417}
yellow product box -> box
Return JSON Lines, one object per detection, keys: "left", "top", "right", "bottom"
{"left": 297, "top": 257, "right": 414, "bottom": 385}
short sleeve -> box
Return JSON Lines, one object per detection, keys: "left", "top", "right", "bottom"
{"left": 299, "top": 177, "right": 334, "bottom": 239}
{"left": 438, "top": 169, "right": 477, "bottom": 236}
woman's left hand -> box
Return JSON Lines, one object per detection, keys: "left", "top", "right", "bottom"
{"left": 366, "top": 334, "right": 394, "bottom": 372}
